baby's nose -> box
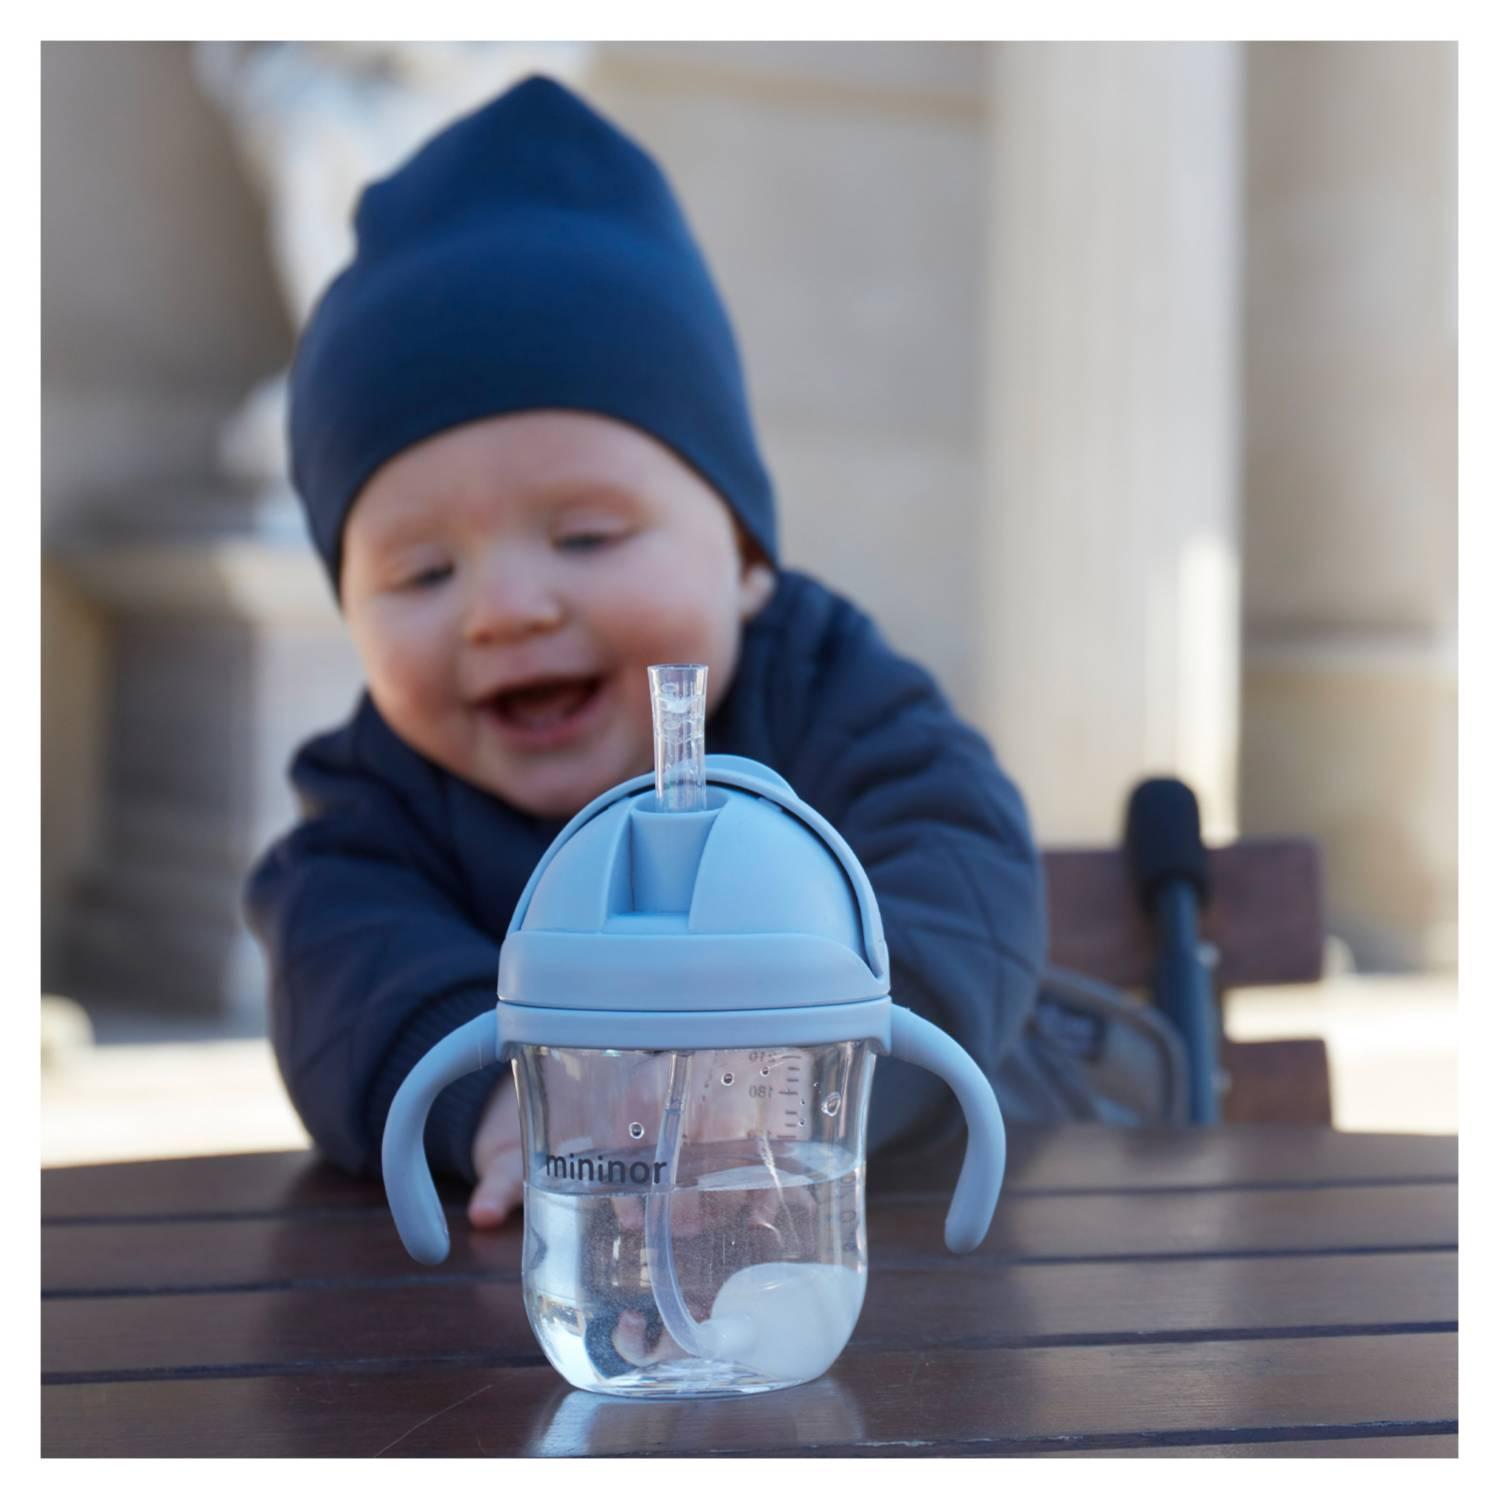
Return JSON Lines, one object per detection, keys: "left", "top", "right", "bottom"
{"left": 463, "top": 562, "right": 566, "bottom": 642}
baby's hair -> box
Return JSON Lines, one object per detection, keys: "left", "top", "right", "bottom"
{"left": 733, "top": 516, "right": 773, "bottom": 574}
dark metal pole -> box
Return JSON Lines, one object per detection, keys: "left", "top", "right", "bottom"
{"left": 1151, "top": 883, "right": 1220, "bottom": 1124}
{"left": 1125, "top": 777, "right": 1220, "bottom": 1125}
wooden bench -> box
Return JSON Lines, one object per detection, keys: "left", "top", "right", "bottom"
{"left": 1042, "top": 839, "right": 1332, "bottom": 1124}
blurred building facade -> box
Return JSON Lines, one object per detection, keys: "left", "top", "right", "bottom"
{"left": 40, "top": 40, "right": 1457, "bottom": 1024}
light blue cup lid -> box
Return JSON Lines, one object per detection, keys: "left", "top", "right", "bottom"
{"left": 497, "top": 754, "right": 891, "bottom": 1011}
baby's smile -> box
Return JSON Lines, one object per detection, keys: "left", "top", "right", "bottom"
{"left": 475, "top": 671, "right": 614, "bottom": 754}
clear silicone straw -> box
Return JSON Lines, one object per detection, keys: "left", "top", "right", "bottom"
{"left": 640, "top": 665, "right": 741, "bottom": 1367}
{"left": 648, "top": 664, "right": 708, "bottom": 813}
{"left": 645, "top": 1053, "right": 711, "bottom": 1361}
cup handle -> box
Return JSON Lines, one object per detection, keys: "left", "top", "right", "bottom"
{"left": 887, "top": 1005, "right": 1006, "bottom": 1253}
{"left": 381, "top": 1011, "right": 504, "bottom": 1264}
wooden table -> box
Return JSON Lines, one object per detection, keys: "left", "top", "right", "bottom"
{"left": 41, "top": 1125, "right": 1457, "bottom": 1457}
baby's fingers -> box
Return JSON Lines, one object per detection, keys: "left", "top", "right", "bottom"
{"left": 468, "top": 1152, "right": 525, "bottom": 1229}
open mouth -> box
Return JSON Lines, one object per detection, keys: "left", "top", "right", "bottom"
{"left": 484, "top": 674, "right": 606, "bottom": 737}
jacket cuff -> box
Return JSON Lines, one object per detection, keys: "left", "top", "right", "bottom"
{"left": 367, "top": 987, "right": 507, "bottom": 1185}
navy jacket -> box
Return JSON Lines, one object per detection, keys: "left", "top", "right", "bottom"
{"left": 244, "top": 569, "right": 1048, "bottom": 1182}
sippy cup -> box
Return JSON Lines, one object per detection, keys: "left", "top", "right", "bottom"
{"left": 382, "top": 663, "right": 1006, "bottom": 1398}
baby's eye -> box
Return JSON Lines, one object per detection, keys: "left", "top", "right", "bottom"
{"left": 555, "top": 531, "right": 621, "bottom": 553}
{"left": 401, "top": 562, "right": 454, "bottom": 590}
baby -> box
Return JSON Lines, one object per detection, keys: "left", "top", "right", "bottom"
{"left": 246, "top": 76, "right": 1047, "bottom": 1232}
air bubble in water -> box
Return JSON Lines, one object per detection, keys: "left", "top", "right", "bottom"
{"left": 822, "top": 1092, "right": 843, "bottom": 1117}
{"left": 721, "top": 1071, "right": 735, "bottom": 1086}
{"left": 628, "top": 1121, "right": 645, "bottom": 1140}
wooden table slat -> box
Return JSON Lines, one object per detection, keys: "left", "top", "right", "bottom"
{"left": 41, "top": 1333, "right": 1456, "bottom": 1458}
{"left": 41, "top": 1126, "right": 1459, "bottom": 1222}
{"left": 40, "top": 1150, "right": 389, "bottom": 1222}
{"left": 42, "top": 1181, "right": 1457, "bottom": 1295}
{"left": 1055, "top": 1434, "right": 1458, "bottom": 1458}
{"left": 41, "top": 1252, "right": 1456, "bottom": 1381}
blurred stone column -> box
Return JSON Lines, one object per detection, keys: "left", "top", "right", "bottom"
{"left": 1239, "top": 43, "right": 1456, "bottom": 971}
{"left": 980, "top": 42, "right": 1243, "bottom": 842}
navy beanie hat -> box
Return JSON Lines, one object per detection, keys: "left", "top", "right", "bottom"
{"left": 288, "top": 75, "right": 778, "bottom": 595}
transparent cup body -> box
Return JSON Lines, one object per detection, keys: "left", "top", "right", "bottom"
{"left": 514, "top": 1039, "right": 875, "bottom": 1397}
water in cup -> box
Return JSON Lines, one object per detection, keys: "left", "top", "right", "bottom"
{"left": 522, "top": 1135, "right": 866, "bottom": 1397}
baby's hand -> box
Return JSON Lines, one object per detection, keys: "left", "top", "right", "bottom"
{"left": 468, "top": 1072, "right": 525, "bottom": 1229}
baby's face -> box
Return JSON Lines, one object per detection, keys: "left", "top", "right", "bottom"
{"left": 341, "top": 411, "right": 775, "bottom": 819}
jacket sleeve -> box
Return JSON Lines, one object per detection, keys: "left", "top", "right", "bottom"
{"left": 244, "top": 748, "right": 507, "bottom": 1183}
{"left": 782, "top": 605, "right": 1048, "bottom": 1153}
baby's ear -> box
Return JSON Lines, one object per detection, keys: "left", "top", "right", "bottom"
{"left": 730, "top": 518, "right": 775, "bottom": 618}
{"left": 738, "top": 557, "right": 776, "bottom": 620}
